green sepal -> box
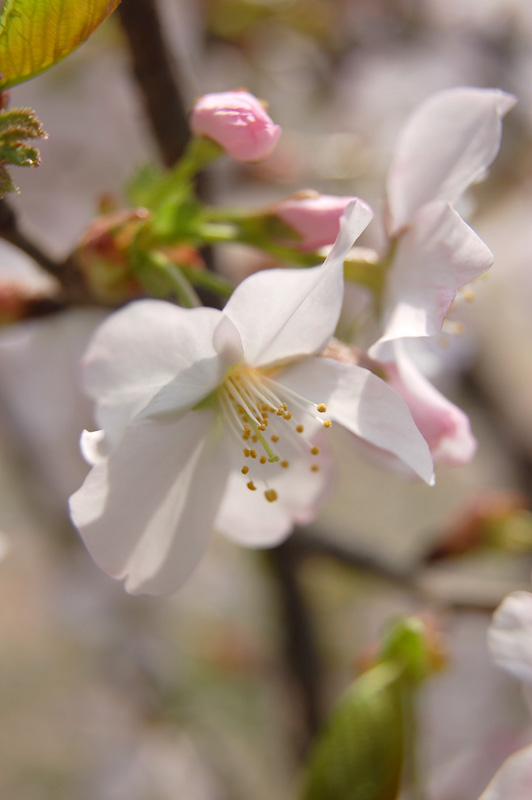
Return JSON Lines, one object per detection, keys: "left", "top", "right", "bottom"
{"left": 131, "top": 247, "right": 201, "bottom": 308}
{"left": 379, "top": 618, "right": 434, "bottom": 685}
{"left": 300, "top": 662, "right": 405, "bottom": 800}
{"left": 0, "top": 0, "right": 122, "bottom": 90}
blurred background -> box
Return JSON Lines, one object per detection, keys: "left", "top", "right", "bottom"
{"left": 1, "top": 0, "right": 532, "bottom": 797}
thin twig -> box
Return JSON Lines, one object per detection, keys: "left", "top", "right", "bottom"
{"left": 0, "top": 199, "right": 65, "bottom": 279}
{"left": 118, "top": 0, "right": 191, "bottom": 168}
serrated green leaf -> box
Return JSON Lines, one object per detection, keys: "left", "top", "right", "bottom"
{"left": 0, "top": 163, "right": 16, "bottom": 193}
{"left": 300, "top": 662, "right": 405, "bottom": 800}
{"left": 0, "top": 106, "right": 46, "bottom": 196}
{"left": 0, "top": 108, "right": 45, "bottom": 138}
{"left": 0, "top": 142, "right": 40, "bottom": 166}
{"left": 0, "top": 0, "right": 122, "bottom": 90}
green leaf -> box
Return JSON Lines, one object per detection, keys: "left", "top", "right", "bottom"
{"left": 0, "top": 163, "right": 15, "bottom": 193}
{"left": 0, "top": 106, "right": 46, "bottom": 195}
{"left": 300, "top": 662, "right": 405, "bottom": 800}
{"left": 0, "top": 0, "right": 122, "bottom": 90}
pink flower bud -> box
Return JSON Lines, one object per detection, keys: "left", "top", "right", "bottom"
{"left": 274, "top": 192, "right": 361, "bottom": 251}
{"left": 190, "top": 90, "right": 281, "bottom": 162}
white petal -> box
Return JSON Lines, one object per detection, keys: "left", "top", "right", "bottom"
{"left": 213, "top": 315, "right": 245, "bottom": 366}
{"left": 80, "top": 429, "right": 107, "bottom": 465}
{"left": 387, "top": 87, "right": 516, "bottom": 233}
{"left": 69, "top": 409, "right": 229, "bottom": 595}
{"left": 384, "top": 342, "right": 477, "bottom": 466}
{"left": 216, "top": 436, "right": 334, "bottom": 547}
{"left": 478, "top": 744, "right": 532, "bottom": 800}
{"left": 82, "top": 300, "right": 223, "bottom": 444}
{"left": 280, "top": 357, "right": 434, "bottom": 484}
{"left": 372, "top": 201, "right": 493, "bottom": 351}
{"left": 223, "top": 200, "right": 373, "bottom": 368}
{"left": 488, "top": 591, "right": 532, "bottom": 685}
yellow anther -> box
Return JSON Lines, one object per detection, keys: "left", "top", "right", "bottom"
{"left": 258, "top": 424, "right": 266, "bottom": 432}
{"left": 276, "top": 408, "right": 284, "bottom": 416}
{"left": 247, "top": 481, "right": 257, "bottom": 491}
{"left": 250, "top": 449, "right": 257, "bottom": 459}
{"left": 310, "top": 464, "right": 320, "bottom": 472}
{"left": 310, "top": 445, "right": 320, "bottom": 455}
{"left": 282, "top": 403, "right": 287, "bottom": 410}
{"left": 259, "top": 456, "right": 267, "bottom": 464}
{"left": 284, "top": 412, "right": 292, "bottom": 420}
{"left": 317, "top": 403, "right": 327, "bottom": 413}
{"left": 281, "top": 460, "right": 289, "bottom": 468}
{"left": 241, "top": 465, "right": 250, "bottom": 475}
{"left": 264, "top": 489, "right": 278, "bottom": 503}
{"left": 322, "top": 419, "right": 331, "bottom": 428}
{"left": 242, "top": 429, "right": 251, "bottom": 440}
{"left": 243, "top": 448, "right": 250, "bottom": 457}
{"left": 271, "top": 434, "right": 279, "bottom": 443}
{"left": 252, "top": 435, "right": 258, "bottom": 443}
{"left": 296, "top": 424, "right": 304, "bottom": 433}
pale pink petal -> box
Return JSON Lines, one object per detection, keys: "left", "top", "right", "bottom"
{"left": 488, "top": 592, "right": 532, "bottom": 685}
{"left": 387, "top": 87, "right": 516, "bottom": 233}
{"left": 223, "top": 200, "right": 373, "bottom": 368}
{"left": 384, "top": 342, "right": 477, "bottom": 466}
{"left": 371, "top": 201, "right": 493, "bottom": 351}
{"left": 82, "top": 300, "right": 223, "bottom": 443}
{"left": 69, "top": 409, "right": 229, "bottom": 595}
{"left": 216, "top": 436, "right": 334, "bottom": 547}
{"left": 279, "top": 357, "right": 434, "bottom": 484}
{"left": 478, "top": 744, "right": 532, "bottom": 800}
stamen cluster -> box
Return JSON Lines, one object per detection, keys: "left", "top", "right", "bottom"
{"left": 218, "top": 367, "right": 330, "bottom": 503}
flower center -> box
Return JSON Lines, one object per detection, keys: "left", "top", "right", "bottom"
{"left": 218, "top": 366, "right": 330, "bottom": 502}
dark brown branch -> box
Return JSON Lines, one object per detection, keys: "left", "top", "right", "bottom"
{"left": 266, "top": 539, "right": 324, "bottom": 755}
{"left": 118, "top": 0, "right": 191, "bottom": 168}
{"left": 0, "top": 199, "right": 65, "bottom": 279}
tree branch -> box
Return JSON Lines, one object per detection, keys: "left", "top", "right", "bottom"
{"left": 118, "top": 0, "right": 191, "bottom": 168}
{"left": 266, "top": 539, "right": 324, "bottom": 755}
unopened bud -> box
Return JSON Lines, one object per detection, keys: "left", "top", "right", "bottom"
{"left": 273, "top": 191, "right": 360, "bottom": 251}
{"left": 190, "top": 90, "right": 281, "bottom": 163}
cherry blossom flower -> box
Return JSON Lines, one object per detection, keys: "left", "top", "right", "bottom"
{"left": 190, "top": 90, "right": 281, "bottom": 163}
{"left": 69, "top": 201, "right": 434, "bottom": 595}
{"left": 370, "top": 86, "right": 516, "bottom": 355}
{"left": 340, "top": 88, "right": 514, "bottom": 466}
{"left": 476, "top": 590, "right": 532, "bottom": 799}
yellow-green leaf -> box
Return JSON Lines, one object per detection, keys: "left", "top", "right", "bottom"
{"left": 0, "top": 0, "right": 122, "bottom": 90}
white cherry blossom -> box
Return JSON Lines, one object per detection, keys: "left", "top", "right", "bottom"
{"left": 371, "top": 86, "right": 516, "bottom": 355}
{"left": 69, "top": 201, "right": 434, "bottom": 595}
{"left": 341, "top": 88, "right": 514, "bottom": 466}
{"left": 478, "top": 588, "right": 532, "bottom": 799}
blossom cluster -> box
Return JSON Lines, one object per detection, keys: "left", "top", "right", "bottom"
{"left": 69, "top": 86, "right": 514, "bottom": 595}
